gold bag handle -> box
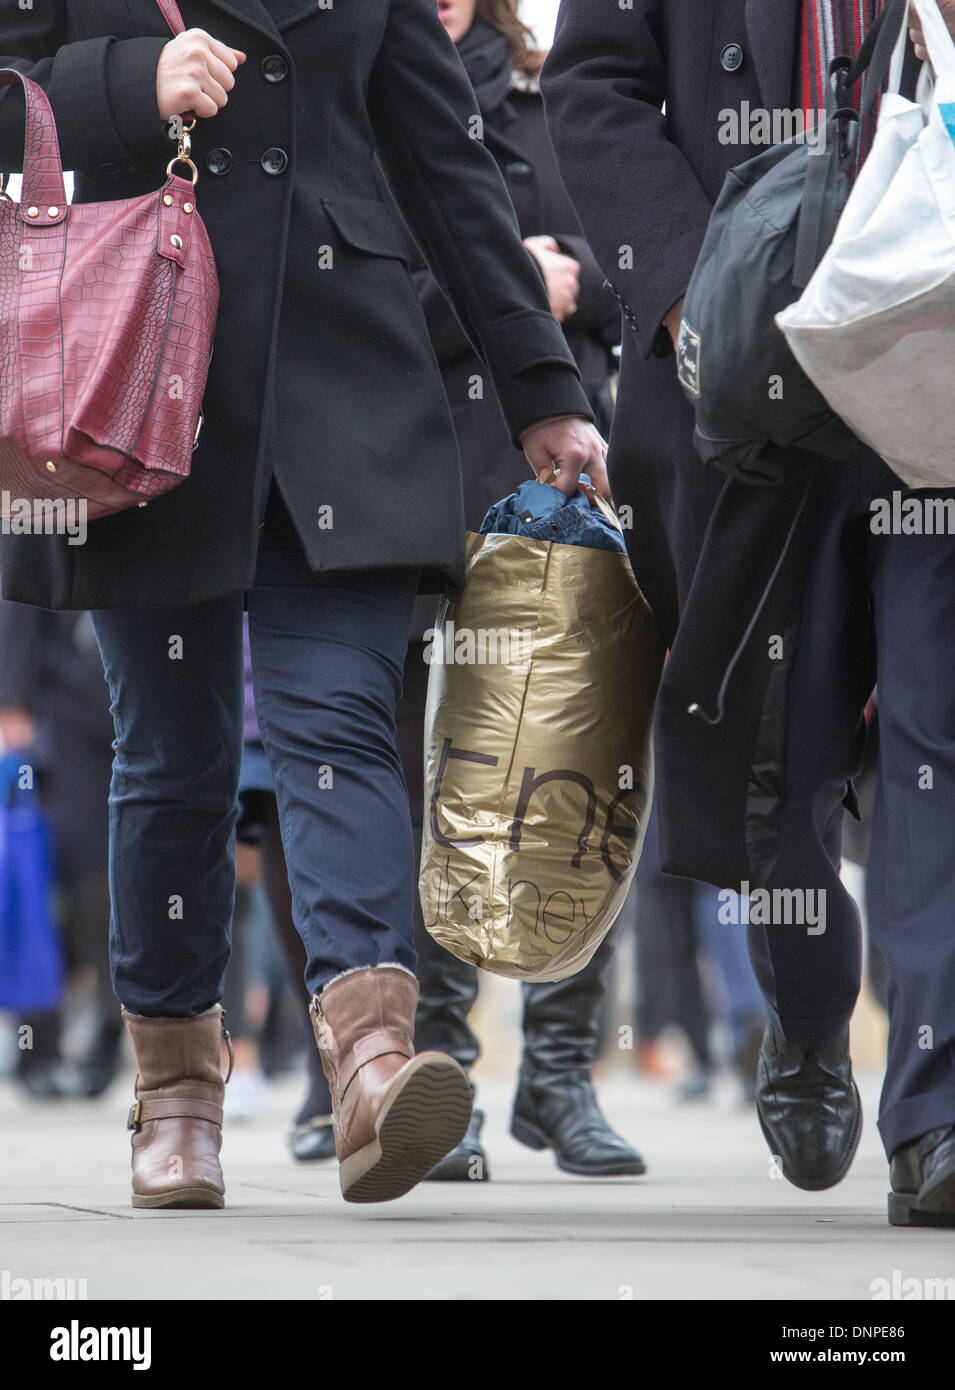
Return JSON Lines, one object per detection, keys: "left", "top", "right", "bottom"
{"left": 582, "top": 483, "right": 624, "bottom": 536}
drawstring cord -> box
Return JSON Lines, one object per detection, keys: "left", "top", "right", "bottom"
{"left": 687, "top": 483, "right": 812, "bottom": 727}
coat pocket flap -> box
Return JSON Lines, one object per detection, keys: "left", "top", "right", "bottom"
{"left": 321, "top": 196, "right": 413, "bottom": 262}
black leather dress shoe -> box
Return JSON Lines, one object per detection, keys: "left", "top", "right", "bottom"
{"left": 288, "top": 1115, "right": 337, "bottom": 1163}
{"left": 511, "top": 1072, "right": 647, "bottom": 1176}
{"left": 889, "top": 1126, "right": 955, "bottom": 1226}
{"left": 756, "top": 1024, "right": 861, "bottom": 1191}
{"left": 424, "top": 1109, "right": 490, "bottom": 1181}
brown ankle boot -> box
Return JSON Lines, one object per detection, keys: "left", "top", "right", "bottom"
{"left": 122, "top": 1004, "right": 233, "bottom": 1209}
{"left": 311, "top": 965, "right": 471, "bottom": 1204}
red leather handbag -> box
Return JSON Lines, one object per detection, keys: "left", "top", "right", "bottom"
{"left": 0, "top": 0, "right": 218, "bottom": 521}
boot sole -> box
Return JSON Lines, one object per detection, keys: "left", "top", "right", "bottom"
{"left": 340, "top": 1056, "right": 472, "bottom": 1204}
{"left": 757, "top": 1080, "right": 862, "bottom": 1192}
{"left": 132, "top": 1188, "right": 224, "bottom": 1210}
{"left": 511, "top": 1116, "right": 647, "bottom": 1176}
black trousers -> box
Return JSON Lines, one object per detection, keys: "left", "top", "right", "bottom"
{"left": 746, "top": 448, "right": 955, "bottom": 1157}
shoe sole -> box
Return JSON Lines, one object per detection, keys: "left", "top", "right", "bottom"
{"left": 757, "top": 1080, "right": 862, "bottom": 1192}
{"left": 340, "top": 1056, "right": 472, "bottom": 1204}
{"left": 889, "top": 1163, "right": 955, "bottom": 1226}
{"left": 511, "top": 1115, "right": 647, "bottom": 1177}
{"left": 132, "top": 1188, "right": 224, "bottom": 1210}
{"left": 888, "top": 1192, "right": 955, "bottom": 1227}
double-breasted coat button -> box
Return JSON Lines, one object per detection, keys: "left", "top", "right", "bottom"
{"left": 206, "top": 147, "right": 233, "bottom": 175}
{"left": 504, "top": 159, "right": 534, "bottom": 182}
{"left": 720, "top": 42, "right": 744, "bottom": 72}
{"left": 260, "top": 147, "right": 289, "bottom": 175}
{"left": 262, "top": 54, "right": 289, "bottom": 83}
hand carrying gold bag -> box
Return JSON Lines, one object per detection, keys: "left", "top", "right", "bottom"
{"left": 420, "top": 503, "right": 664, "bottom": 982}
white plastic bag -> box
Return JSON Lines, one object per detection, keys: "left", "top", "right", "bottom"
{"left": 777, "top": 0, "right": 955, "bottom": 489}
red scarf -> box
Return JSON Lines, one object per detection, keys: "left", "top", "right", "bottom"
{"left": 799, "top": 0, "right": 886, "bottom": 163}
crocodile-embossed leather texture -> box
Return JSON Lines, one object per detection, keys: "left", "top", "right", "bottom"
{"left": 155, "top": 1, "right": 186, "bottom": 38}
{"left": 0, "top": 69, "right": 219, "bottom": 521}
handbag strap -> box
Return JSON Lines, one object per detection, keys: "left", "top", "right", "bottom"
{"left": 156, "top": 1, "right": 187, "bottom": 36}
{"left": 0, "top": 4, "right": 187, "bottom": 202}
{"left": 0, "top": 70, "right": 67, "bottom": 221}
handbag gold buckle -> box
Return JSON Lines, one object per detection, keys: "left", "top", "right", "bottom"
{"left": 166, "top": 156, "right": 199, "bottom": 184}
{"left": 166, "top": 118, "right": 199, "bottom": 185}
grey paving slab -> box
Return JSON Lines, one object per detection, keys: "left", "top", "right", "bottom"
{"left": 1, "top": 1069, "right": 953, "bottom": 1301}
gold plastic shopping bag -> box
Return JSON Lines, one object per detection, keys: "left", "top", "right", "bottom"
{"left": 420, "top": 528, "right": 664, "bottom": 982}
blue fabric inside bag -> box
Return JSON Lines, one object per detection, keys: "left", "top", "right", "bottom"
{"left": 479, "top": 474, "right": 626, "bottom": 554}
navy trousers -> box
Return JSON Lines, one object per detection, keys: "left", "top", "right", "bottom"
{"left": 746, "top": 448, "right": 955, "bottom": 1157}
{"left": 91, "top": 484, "right": 419, "bottom": 1017}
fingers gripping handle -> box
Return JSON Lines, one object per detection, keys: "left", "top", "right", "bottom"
{"left": 0, "top": 69, "right": 67, "bottom": 224}
{"left": 155, "top": 2, "right": 201, "bottom": 145}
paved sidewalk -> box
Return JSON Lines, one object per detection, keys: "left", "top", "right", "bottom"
{"left": 1, "top": 1068, "right": 952, "bottom": 1301}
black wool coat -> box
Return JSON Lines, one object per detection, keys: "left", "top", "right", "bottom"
{"left": 390, "top": 68, "right": 621, "bottom": 533}
{"left": 542, "top": 0, "right": 868, "bottom": 889}
{"left": 0, "top": 0, "right": 593, "bottom": 610}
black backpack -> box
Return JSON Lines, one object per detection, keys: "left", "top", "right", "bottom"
{"left": 676, "top": 0, "right": 906, "bottom": 484}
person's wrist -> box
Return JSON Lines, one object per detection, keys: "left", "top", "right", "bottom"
{"left": 519, "top": 413, "right": 589, "bottom": 442}
{"left": 663, "top": 296, "right": 685, "bottom": 340}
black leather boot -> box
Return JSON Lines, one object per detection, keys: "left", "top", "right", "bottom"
{"left": 424, "top": 1108, "right": 490, "bottom": 1182}
{"left": 511, "top": 932, "right": 646, "bottom": 1176}
{"left": 289, "top": 1115, "right": 337, "bottom": 1162}
{"left": 756, "top": 1023, "right": 861, "bottom": 1190}
{"left": 889, "top": 1126, "right": 955, "bottom": 1226}
{"left": 76, "top": 1013, "right": 124, "bottom": 1098}
{"left": 14, "top": 1010, "right": 68, "bottom": 1099}
{"left": 412, "top": 889, "right": 480, "bottom": 1074}
{"left": 412, "top": 874, "right": 486, "bottom": 1181}
{"left": 288, "top": 1004, "right": 337, "bottom": 1162}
